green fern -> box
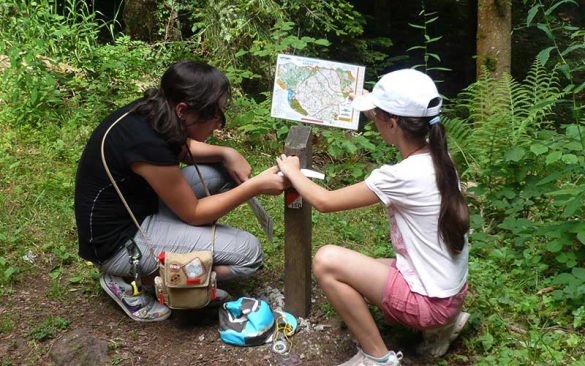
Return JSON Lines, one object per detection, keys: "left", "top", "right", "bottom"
{"left": 518, "top": 59, "right": 561, "bottom": 138}
{"left": 450, "top": 61, "right": 561, "bottom": 178}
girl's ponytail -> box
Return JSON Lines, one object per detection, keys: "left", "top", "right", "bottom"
{"left": 428, "top": 116, "right": 469, "bottom": 254}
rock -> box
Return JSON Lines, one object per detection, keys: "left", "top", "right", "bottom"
{"left": 313, "top": 324, "right": 331, "bottom": 331}
{"left": 49, "top": 329, "right": 109, "bottom": 366}
{"left": 256, "top": 286, "right": 285, "bottom": 311}
{"left": 297, "top": 317, "right": 311, "bottom": 332}
{"left": 22, "top": 250, "right": 37, "bottom": 263}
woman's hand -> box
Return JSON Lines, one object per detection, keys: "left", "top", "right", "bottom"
{"left": 275, "top": 154, "right": 300, "bottom": 177}
{"left": 250, "top": 166, "right": 289, "bottom": 195}
{"left": 222, "top": 147, "right": 252, "bottom": 184}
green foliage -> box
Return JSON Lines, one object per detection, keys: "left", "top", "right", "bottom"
{"left": 450, "top": 59, "right": 584, "bottom": 345}
{"left": 28, "top": 316, "right": 70, "bottom": 341}
{"left": 0, "top": 0, "right": 106, "bottom": 127}
{"left": 0, "top": 0, "right": 102, "bottom": 61}
{"left": 0, "top": 257, "right": 17, "bottom": 288}
{"left": 467, "top": 257, "right": 585, "bottom": 365}
{"left": 189, "top": 0, "right": 285, "bottom": 67}
{"left": 320, "top": 302, "right": 337, "bottom": 318}
{"left": 443, "top": 4, "right": 585, "bottom": 358}
{"left": 407, "top": 3, "right": 451, "bottom": 74}
{"left": 453, "top": 4, "right": 585, "bottom": 325}
{"left": 204, "top": 17, "right": 335, "bottom": 155}
{"left": 186, "top": 0, "right": 357, "bottom": 80}
{"left": 523, "top": 0, "right": 585, "bottom": 131}
{"left": 187, "top": 0, "right": 363, "bottom": 70}
{"left": 0, "top": 314, "right": 12, "bottom": 334}
{"left": 229, "top": 92, "right": 290, "bottom": 149}
{"left": 314, "top": 123, "right": 396, "bottom": 185}
{"left": 233, "top": 19, "right": 331, "bottom": 85}
{"left": 282, "top": 0, "right": 365, "bottom": 38}
{"left": 448, "top": 60, "right": 562, "bottom": 177}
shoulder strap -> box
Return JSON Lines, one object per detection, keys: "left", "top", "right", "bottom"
{"left": 99, "top": 112, "right": 216, "bottom": 264}
{"left": 184, "top": 144, "right": 218, "bottom": 253}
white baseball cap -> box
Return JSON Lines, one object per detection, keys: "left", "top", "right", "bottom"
{"left": 352, "top": 69, "right": 442, "bottom": 117}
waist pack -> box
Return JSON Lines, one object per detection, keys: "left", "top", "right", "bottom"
{"left": 154, "top": 251, "right": 217, "bottom": 309}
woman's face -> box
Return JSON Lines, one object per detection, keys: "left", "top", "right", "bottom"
{"left": 183, "top": 114, "right": 222, "bottom": 142}
{"left": 178, "top": 95, "right": 228, "bottom": 142}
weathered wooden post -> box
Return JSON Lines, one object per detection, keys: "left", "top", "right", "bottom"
{"left": 283, "top": 125, "right": 313, "bottom": 317}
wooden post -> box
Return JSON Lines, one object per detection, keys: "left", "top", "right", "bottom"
{"left": 283, "top": 125, "right": 313, "bottom": 317}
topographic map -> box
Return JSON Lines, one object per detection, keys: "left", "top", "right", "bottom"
{"left": 271, "top": 54, "right": 365, "bottom": 130}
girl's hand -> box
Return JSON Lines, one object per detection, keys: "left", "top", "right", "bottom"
{"left": 348, "top": 89, "right": 369, "bottom": 100}
{"left": 349, "top": 90, "right": 376, "bottom": 121}
{"left": 251, "top": 166, "right": 289, "bottom": 195}
{"left": 223, "top": 148, "right": 252, "bottom": 184}
{"left": 275, "top": 154, "right": 300, "bottom": 177}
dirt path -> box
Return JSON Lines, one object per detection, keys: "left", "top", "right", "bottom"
{"left": 0, "top": 265, "right": 466, "bottom": 365}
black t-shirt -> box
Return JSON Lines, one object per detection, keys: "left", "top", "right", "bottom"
{"left": 74, "top": 100, "right": 180, "bottom": 263}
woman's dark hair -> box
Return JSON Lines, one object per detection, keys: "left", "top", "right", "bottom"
{"left": 376, "top": 99, "right": 469, "bottom": 254}
{"left": 133, "top": 60, "right": 231, "bottom": 146}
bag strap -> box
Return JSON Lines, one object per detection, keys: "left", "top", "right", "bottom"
{"left": 99, "top": 111, "right": 217, "bottom": 264}
{"left": 183, "top": 143, "right": 218, "bottom": 254}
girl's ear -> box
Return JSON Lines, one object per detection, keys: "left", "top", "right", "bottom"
{"left": 175, "top": 102, "right": 188, "bottom": 120}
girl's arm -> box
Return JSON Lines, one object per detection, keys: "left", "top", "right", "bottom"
{"left": 276, "top": 155, "right": 380, "bottom": 212}
{"left": 131, "top": 163, "right": 286, "bottom": 225}
{"left": 181, "top": 139, "right": 252, "bottom": 184}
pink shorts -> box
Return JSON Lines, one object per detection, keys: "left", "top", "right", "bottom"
{"left": 381, "top": 260, "right": 467, "bottom": 330}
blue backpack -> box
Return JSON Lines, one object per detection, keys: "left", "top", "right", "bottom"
{"left": 218, "top": 297, "right": 275, "bottom": 346}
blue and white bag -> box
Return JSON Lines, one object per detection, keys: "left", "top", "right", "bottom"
{"left": 218, "top": 297, "right": 275, "bottom": 346}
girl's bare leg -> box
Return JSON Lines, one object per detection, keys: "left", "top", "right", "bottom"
{"left": 313, "top": 245, "right": 392, "bottom": 357}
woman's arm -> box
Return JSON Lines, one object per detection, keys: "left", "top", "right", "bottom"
{"left": 181, "top": 139, "right": 251, "bottom": 184}
{"left": 276, "top": 155, "right": 380, "bottom": 212}
{"left": 132, "top": 163, "right": 286, "bottom": 225}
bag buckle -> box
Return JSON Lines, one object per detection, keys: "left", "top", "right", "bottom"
{"left": 125, "top": 239, "right": 143, "bottom": 295}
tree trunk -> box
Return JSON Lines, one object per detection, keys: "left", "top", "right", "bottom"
{"left": 123, "top": 0, "right": 182, "bottom": 42}
{"left": 123, "top": 0, "right": 158, "bottom": 41}
{"left": 476, "top": 0, "right": 511, "bottom": 78}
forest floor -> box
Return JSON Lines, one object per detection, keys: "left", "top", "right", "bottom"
{"left": 0, "top": 262, "right": 471, "bottom": 366}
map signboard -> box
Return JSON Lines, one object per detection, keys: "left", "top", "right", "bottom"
{"left": 271, "top": 54, "right": 365, "bottom": 130}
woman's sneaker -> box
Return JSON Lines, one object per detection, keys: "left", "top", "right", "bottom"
{"left": 100, "top": 273, "right": 171, "bottom": 322}
{"left": 417, "top": 311, "right": 470, "bottom": 358}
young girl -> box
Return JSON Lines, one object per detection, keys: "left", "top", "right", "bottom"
{"left": 276, "top": 69, "right": 470, "bottom": 366}
{"left": 75, "top": 61, "right": 287, "bottom": 322}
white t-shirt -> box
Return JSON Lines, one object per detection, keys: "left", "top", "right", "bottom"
{"left": 365, "top": 153, "right": 468, "bottom": 298}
